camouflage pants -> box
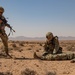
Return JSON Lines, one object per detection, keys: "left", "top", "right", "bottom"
{"left": 43, "top": 47, "right": 62, "bottom": 56}
{"left": 0, "top": 31, "right": 9, "bottom": 55}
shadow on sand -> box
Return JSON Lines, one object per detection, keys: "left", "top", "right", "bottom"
{"left": 14, "top": 57, "right": 40, "bottom": 60}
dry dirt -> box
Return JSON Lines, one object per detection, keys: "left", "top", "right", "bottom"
{"left": 0, "top": 40, "right": 75, "bottom": 75}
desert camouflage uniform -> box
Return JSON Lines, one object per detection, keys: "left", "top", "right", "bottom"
{"left": 44, "top": 36, "right": 58, "bottom": 53}
{"left": 43, "top": 32, "right": 62, "bottom": 55}
{"left": 0, "top": 16, "right": 12, "bottom": 56}
{"left": 0, "top": 7, "right": 12, "bottom": 57}
{"left": 34, "top": 32, "right": 75, "bottom": 60}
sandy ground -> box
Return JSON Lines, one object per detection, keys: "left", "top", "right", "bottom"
{"left": 0, "top": 40, "right": 75, "bottom": 75}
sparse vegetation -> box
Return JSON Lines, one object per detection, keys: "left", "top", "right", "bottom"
{"left": 12, "top": 43, "right": 17, "bottom": 48}
{"left": 27, "top": 47, "right": 32, "bottom": 50}
{"left": 0, "top": 72, "right": 13, "bottom": 75}
{"left": 21, "top": 68, "right": 37, "bottom": 75}
{"left": 19, "top": 43, "right": 24, "bottom": 46}
{"left": 0, "top": 72, "right": 4, "bottom": 75}
{"left": 4, "top": 71, "right": 13, "bottom": 75}
{"left": 46, "top": 71, "right": 56, "bottom": 75}
{"left": 0, "top": 40, "right": 75, "bottom": 75}
{"left": 39, "top": 43, "right": 42, "bottom": 46}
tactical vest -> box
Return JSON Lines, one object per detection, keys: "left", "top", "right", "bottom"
{"left": 45, "top": 36, "right": 58, "bottom": 51}
{"left": 0, "top": 16, "right": 7, "bottom": 34}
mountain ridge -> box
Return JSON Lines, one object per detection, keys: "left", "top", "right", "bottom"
{"left": 9, "top": 36, "right": 75, "bottom": 40}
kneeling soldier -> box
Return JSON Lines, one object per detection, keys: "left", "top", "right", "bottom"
{"left": 43, "top": 32, "right": 62, "bottom": 56}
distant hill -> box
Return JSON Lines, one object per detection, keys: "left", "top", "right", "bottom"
{"left": 59, "top": 36, "right": 75, "bottom": 40}
{"left": 9, "top": 36, "right": 45, "bottom": 41}
{"left": 9, "top": 36, "right": 75, "bottom": 41}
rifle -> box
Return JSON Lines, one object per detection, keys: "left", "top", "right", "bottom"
{"left": 0, "top": 16, "right": 15, "bottom": 36}
{"left": 11, "top": 28, "right": 15, "bottom": 32}
{"left": 8, "top": 24, "right": 15, "bottom": 32}
{"left": 8, "top": 25, "right": 15, "bottom": 36}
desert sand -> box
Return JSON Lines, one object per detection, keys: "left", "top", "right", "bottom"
{"left": 0, "top": 40, "right": 75, "bottom": 75}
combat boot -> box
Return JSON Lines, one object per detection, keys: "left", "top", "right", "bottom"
{"left": 5, "top": 48, "right": 12, "bottom": 58}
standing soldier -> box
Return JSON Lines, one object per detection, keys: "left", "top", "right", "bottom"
{"left": 43, "top": 32, "right": 62, "bottom": 56}
{"left": 0, "top": 6, "right": 14, "bottom": 58}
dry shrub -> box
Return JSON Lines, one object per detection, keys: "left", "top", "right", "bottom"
{"left": 13, "top": 41, "right": 20, "bottom": 43}
{"left": 27, "top": 47, "right": 32, "bottom": 50}
{"left": 10, "top": 40, "right": 20, "bottom": 43}
{"left": 39, "top": 43, "right": 42, "bottom": 46}
{"left": 46, "top": 71, "right": 56, "bottom": 75}
{"left": 19, "top": 41, "right": 25, "bottom": 45}
{"left": 4, "top": 71, "right": 13, "bottom": 75}
{"left": 63, "top": 71, "right": 70, "bottom": 74}
{"left": 0, "top": 72, "right": 13, "bottom": 75}
{"left": 12, "top": 43, "right": 17, "bottom": 48}
{"left": 29, "top": 45, "right": 34, "bottom": 48}
{"left": 18, "top": 49, "right": 23, "bottom": 52}
{"left": 19, "top": 43, "right": 24, "bottom": 46}
{"left": 10, "top": 41, "right": 15, "bottom": 43}
{"left": 29, "top": 42, "right": 36, "bottom": 44}
{"left": 0, "top": 72, "right": 4, "bottom": 75}
{"left": 25, "top": 42, "right": 37, "bottom": 44}
{"left": 21, "top": 68, "right": 37, "bottom": 75}
{"left": 25, "top": 41, "right": 29, "bottom": 44}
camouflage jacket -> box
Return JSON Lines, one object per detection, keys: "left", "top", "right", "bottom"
{"left": 0, "top": 16, "right": 11, "bottom": 34}
{"left": 44, "top": 36, "right": 59, "bottom": 53}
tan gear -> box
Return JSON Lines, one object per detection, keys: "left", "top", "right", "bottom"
{"left": 0, "top": 6, "right": 4, "bottom": 13}
{"left": 46, "top": 32, "right": 53, "bottom": 39}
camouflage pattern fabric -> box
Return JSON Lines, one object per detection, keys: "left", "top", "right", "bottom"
{"left": 44, "top": 36, "right": 62, "bottom": 54}
{"left": 71, "top": 58, "right": 75, "bottom": 63}
{"left": 0, "top": 7, "right": 12, "bottom": 58}
{"left": 34, "top": 52, "right": 75, "bottom": 60}
{"left": 0, "top": 16, "right": 11, "bottom": 56}
{"left": 0, "top": 30, "right": 9, "bottom": 55}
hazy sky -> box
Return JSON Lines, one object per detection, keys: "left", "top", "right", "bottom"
{"left": 0, "top": 0, "right": 75, "bottom": 37}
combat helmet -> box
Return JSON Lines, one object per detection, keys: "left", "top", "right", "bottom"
{"left": 0, "top": 6, "right": 4, "bottom": 13}
{"left": 46, "top": 32, "right": 53, "bottom": 39}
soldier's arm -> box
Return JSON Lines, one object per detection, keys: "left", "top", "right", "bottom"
{"left": 0, "top": 16, "right": 10, "bottom": 28}
{"left": 5, "top": 24, "right": 15, "bottom": 32}
{"left": 44, "top": 40, "right": 49, "bottom": 51}
{"left": 53, "top": 36, "right": 59, "bottom": 54}
{"left": 5, "top": 23, "right": 12, "bottom": 28}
